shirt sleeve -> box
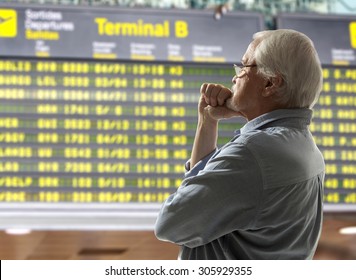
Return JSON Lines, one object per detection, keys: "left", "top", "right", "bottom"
{"left": 154, "top": 143, "right": 263, "bottom": 248}
{"left": 184, "top": 149, "right": 217, "bottom": 178}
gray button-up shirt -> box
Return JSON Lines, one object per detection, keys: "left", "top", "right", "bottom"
{"left": 155, "top": 109, "right": 325, "bottom": 259}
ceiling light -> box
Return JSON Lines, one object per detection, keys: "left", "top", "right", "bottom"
{"left": 5, "top": 228, "right": 32, "bottom": 235}
{"left": 339, "top": 226, "right": 356, "bottom": 235}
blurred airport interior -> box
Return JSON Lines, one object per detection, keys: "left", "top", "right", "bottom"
{"left": 0, "top": 0, "right": 356, "bottom": 260}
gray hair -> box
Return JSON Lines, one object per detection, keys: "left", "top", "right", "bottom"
{"left": 252, "top": 29, "right": 323, "bottom": 108}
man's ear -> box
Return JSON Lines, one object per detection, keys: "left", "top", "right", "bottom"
{"left": 262, "top": 75, "right": 283, "bottom": 97}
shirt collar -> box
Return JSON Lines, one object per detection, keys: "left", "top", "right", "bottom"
{"left": 240, "top": 108, "right": 313, "bottom": 134}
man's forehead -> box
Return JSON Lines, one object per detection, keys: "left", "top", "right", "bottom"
{"left": 242, "top": 39, "right": 260, "bottom": 64}
{"left": 241, "top": 45, "right": 254, "bottom": 64}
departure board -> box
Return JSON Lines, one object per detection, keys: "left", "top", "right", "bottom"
{"left": 1, "top": 6, "right": 356, "bottom": 231}
{"left": 1, "top": 59, "right": 356, "bottom": 213}
{"left": 314, "top": 67, "right": 356, "bottom": 208}
{"left": 0, "top": 59, "right": 239, "bottom": 206}
{"left": 0, "top": 3, "right": 263, "bottom": 63}
{"left": 0, "top": 4, "right": 265, "bottom": 229}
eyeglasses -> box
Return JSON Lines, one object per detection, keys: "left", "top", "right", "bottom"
{"left": 233, "top": 64, "right": 257, "bottom": 77}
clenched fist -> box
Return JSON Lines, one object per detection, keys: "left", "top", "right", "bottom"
{"left": 199, "top": 83, "right": 239, "bottom": 121}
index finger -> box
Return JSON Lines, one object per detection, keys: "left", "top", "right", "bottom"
{"left": 200, "top": 83, "right": 208, "bottom": 95}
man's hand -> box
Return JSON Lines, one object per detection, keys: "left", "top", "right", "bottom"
{"left": 189, "top": 83, "right": 239, "bottom": 168}
{"left": 199, "top": 83, "right": 239, "bottom": 121}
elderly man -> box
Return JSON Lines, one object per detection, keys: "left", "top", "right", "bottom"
{"left": 155, "top": 29, "right": 325, "bottom": 260}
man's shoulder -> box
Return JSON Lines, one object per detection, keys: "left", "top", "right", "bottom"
{"left": 230, "top": 126, "right": 317, "bottom": 161}
{"left": 235, "top": 127, "right": 288, "bottom": 145}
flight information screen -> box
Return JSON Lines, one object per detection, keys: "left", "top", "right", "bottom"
{"left": 313, "top": 66, "right": 356, "bottom": 205}
{"left": 0, "top": 4, "right": 266, "bottom": 228}
{"left": 1, "top": 5, "right": 355, "bottom": 231}
{"left": 0, "top": 58, "right": 356, "bottom": 208}
{"left": 0, "top": 59, "right": 240, "bottom": 204}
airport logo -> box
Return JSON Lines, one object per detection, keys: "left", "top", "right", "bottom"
{"left": 0, "top": 9, "right": 17, "bottom": 37}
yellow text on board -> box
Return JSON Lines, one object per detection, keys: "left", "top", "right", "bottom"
{"left": 350, "top": 22, "right": 356, "bottom": 48}
{"left": 95, "top": 18, "right": 189, "bottom": 38}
